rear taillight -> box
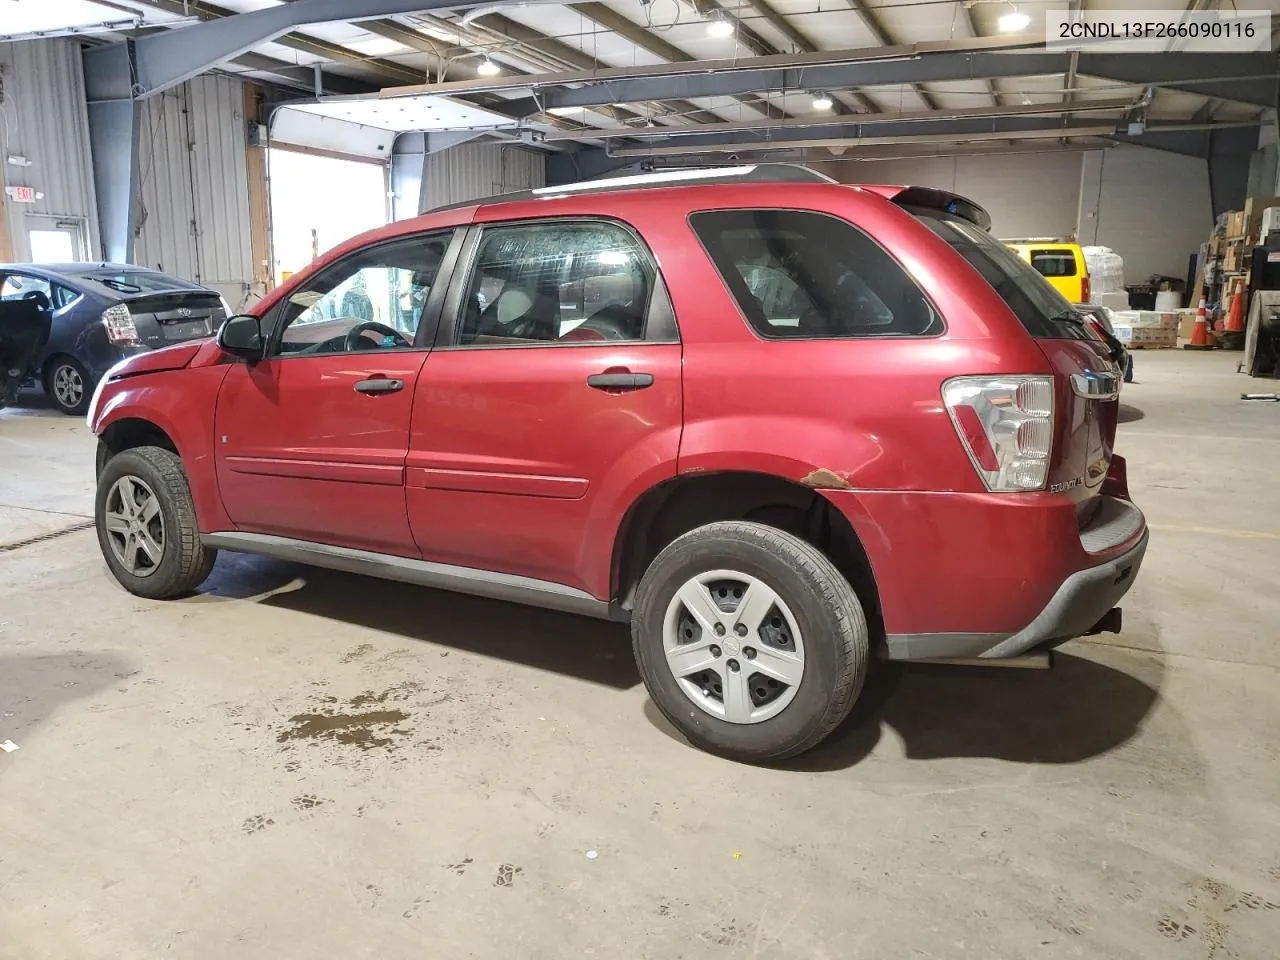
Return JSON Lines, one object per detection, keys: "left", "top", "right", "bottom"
{"left": 1081, "top": 275, "right": 1090, "bottom": 303}
{"left": 942, "top": 376, "right": 1055, "bottom": 491}
{"left": 102, "top": 304, "right": 140, "bottom": 345}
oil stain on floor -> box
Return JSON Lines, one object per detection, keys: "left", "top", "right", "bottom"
{"left": 277, "top": 706, "right": 411, "bottom": 749}
{"left": 275, "top": 680, "right": 429, "bottom": 751}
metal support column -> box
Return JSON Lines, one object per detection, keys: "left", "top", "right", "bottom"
{"left": 83, "top": 42, "right": 142, "bottom": 265}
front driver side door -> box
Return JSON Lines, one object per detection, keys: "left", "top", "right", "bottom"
{"left": 214, "top": 229, "right": 459, "bottom": 556}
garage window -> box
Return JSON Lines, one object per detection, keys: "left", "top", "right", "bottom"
{"left": 689, "top": 209, "right": 939, "bottom": 339}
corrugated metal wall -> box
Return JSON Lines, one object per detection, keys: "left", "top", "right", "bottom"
{"left": 821, "top": 152, "right": 1084, "bottom": 240}
{"left": 1079, "top": 145, "right": 1212, "bottom": 281}
{"left": 0, "top": 38, "right": 99, "bottom": 262}
{"left": 134, "top": 75, "right": 255, "bottom": 307}
{"left": 421, "top": 141, "right": 545, "bottom": 211}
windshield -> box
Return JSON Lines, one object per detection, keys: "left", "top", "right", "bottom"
{"left": 78, "top": 271, "right": 194, "bottom": 295}
{"left": 911, "top": 209, "right": 1091, "bottom": 340}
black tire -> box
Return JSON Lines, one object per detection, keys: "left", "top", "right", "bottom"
{"left": 95, "top": 445, "right": 217, "bottom": 600}
{"left": 631, "top": 520, "right": 868, "bottom": 763}
{"left": 44, "top": 355, "right": 92, "bottom": 416}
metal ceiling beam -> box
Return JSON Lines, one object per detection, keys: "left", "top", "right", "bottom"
{"left": 127, "top": 0, "right": 432, "bottom": 90}
{"left": 605, "top": 117, "right": 1260, "bottom": 157}
{"left": 963, "top": 5, "right": 1001, "bottom": 106}
{"left": 609, "top": 123, "right": 1127, "bottom": 157}
{"left": 509, "top": 52, "right": 1279, "bottom": 112}
{"left": 542, "top": 96, "right": 1140, "bottom": 142}
{"left": 839, "top": 0, "right": 938, "bottom": 110}
{"left": 568, "top": 2, "right": 791, "bottom": 120}
{"left": 377, "top": 34, "right": 1051, "bottom": 98}
{"left": 473, "top": 12, "right": 714, "bottom": 123}
{"left": 126, "top": 0, "right": 502, "bottom": 94}
{"left": 680, "top": 0, "right": 842, "bottom": 117}
{"left": 230, "top": 51, "right": 379, "bottom": 95}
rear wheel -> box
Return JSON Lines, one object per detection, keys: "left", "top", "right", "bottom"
{"left": 95, "top": 446, "right": 217, "bottom": 599}
{"left": 45, "top": 356, "right": 90, "bottom": 416}
{"left": 631, "top": 520, "right": 868, "bottom": 763}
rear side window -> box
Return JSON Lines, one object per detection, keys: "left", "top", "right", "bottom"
{"left": 457, "top": 221, "right": 656, "bottom": 346}
{"left": 912, "top": 209, "right": 1091, "bottom": 341}
{"left": 689, "top": 209, "right": 940, "bottom": 339}
{"left": 1031, "top": 250, "right": 1077, "bottom": 277}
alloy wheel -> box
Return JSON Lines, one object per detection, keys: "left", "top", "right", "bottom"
{"left": 52, "top": 364, "right": 84, "bottom": 409}
{"left": 102, "top": 476, "right": 165, "bottom": 578}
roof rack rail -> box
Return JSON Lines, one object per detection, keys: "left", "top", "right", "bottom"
{"left": 426, "top": 163, "right": 835, "bottom": 213}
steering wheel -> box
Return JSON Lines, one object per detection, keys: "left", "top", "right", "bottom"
{"left": 343, "top": 321, "right": 411, "bottom": 352}
{"left": 21, "top": 290, "right": 52, "bottom": 312}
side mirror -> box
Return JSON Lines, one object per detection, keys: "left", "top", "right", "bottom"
{"left": 217, "top": 314, "right": 264, "bottom": 362}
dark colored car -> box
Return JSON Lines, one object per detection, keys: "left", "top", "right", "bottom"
{"left": 86, "top": 165, "right": 1145, "bottom": 763}
{"left": 1074, "top": 302, "right": 1133, "bottom": 384}
{"left": 0, "top": 263, "right": 228, "bottom": 414}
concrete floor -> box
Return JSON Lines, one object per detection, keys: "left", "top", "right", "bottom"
{"left": 1, "top": 352, "right": 1278, "bottom": 959}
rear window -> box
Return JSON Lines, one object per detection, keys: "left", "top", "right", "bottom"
{"left": 912, "top": 209, "right": 1091, "bottom": 340}
{"left": 689, "top": 209, "right": 940, "bottom": 339}
{"left": 1031, "top": 249, "right": 1077, "bottom": 277}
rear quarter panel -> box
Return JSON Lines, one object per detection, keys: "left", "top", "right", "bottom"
{"left": 634, "top": 184, "right": 1052, "bottom": 490}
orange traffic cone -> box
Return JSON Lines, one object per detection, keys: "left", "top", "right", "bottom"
{"left": 1184, "top": 296, "right": 1214, "bottom": 350}
{"left": 1224, "top": 280, "right": 1245, "bottom": 334}
{"left": 1221, "top": 279, "right": 1247, "bottom": 350}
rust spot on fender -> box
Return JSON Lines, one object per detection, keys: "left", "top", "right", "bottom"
{"left": 799, "top": 468, "right": 853, "bottom": 490}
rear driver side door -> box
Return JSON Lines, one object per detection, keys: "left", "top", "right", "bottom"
{"left": 214, "top": 229, "right": 460, "bottom": 556}
{"left": 405, "top": 218, "right": 684, "bottom": 598}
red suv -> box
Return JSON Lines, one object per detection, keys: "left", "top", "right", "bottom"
{"left": 87, "top": 165, "right": 1145, "bottom": 762}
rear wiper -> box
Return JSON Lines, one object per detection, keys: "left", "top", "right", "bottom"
{"left": 1049, "top": 309, "right": 1088, "bottom": 325}
{"left": 97, "top": 278, "right": 143, "bottom": 294}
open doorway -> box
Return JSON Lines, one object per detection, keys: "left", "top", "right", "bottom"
{"left": 268, "top": 148, "right": 388, "bottom": 285}
{"left": 26, "top": 216, "right": 87, "bottom": 263}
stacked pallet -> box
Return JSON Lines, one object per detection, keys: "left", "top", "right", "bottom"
{"left": 1111, "top": 310, "right": 1178, "bottom": 349}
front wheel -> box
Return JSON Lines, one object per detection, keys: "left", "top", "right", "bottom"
{"left": 95, "top": 446, "right": 217, "bottom": 599}
{"left": 631, "top": 521, "right": 869, "bottom": 763}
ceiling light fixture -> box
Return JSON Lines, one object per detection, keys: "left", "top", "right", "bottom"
{"left": 997, "top": 5, "right": 1031, "bottom": 32}
{"left": 706, "top": 13, "right": 734, "bottom": 38}
{"left": 811, "top": 91, "right": 834, "bottom": 111}
{"left": 477, "top": 57, "right": 501, "bottom": 76}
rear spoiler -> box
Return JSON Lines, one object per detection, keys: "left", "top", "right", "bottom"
{"left": 857, "top": 184, "right": 992, "bottom": 232}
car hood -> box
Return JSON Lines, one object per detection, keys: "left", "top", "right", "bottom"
{"left": 107, "top": 339, "right": 219, "bottom": 379}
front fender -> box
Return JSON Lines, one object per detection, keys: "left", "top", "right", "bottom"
{"left": 92, "top": 365, "right": 233, "bottom": 532}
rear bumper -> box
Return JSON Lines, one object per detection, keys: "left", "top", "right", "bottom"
{"left": 884, "top": 527, "right": 1147, "bottom": 660}
{"left": 819, "top": 487, "right": 1147, "bottom": 659}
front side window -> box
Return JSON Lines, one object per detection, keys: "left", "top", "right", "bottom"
{"left": 274, "top": 232, "right": 451, "bottom": 356}
{"left": 457, "top": 221, "right": 656, "bottom": 346}
{"left": 689, "top": 209, "right": 939, "bottom": 339}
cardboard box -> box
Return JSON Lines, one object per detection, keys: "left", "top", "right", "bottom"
{"left": 1177, "top": 309, "right": 1199, "bottom": 340}
{"left": 1099, "top": 291, "right": 1131, "bottom": 311}
{"left": 1112, "top": 310, "right": 1177, "bottom": 330}
{"left": 1114, "top": 323, "right": 1176, "bottom": 347}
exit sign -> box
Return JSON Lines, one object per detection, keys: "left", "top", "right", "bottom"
{"left": 5, "top": 185, "right": 36, "bottom": 203}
